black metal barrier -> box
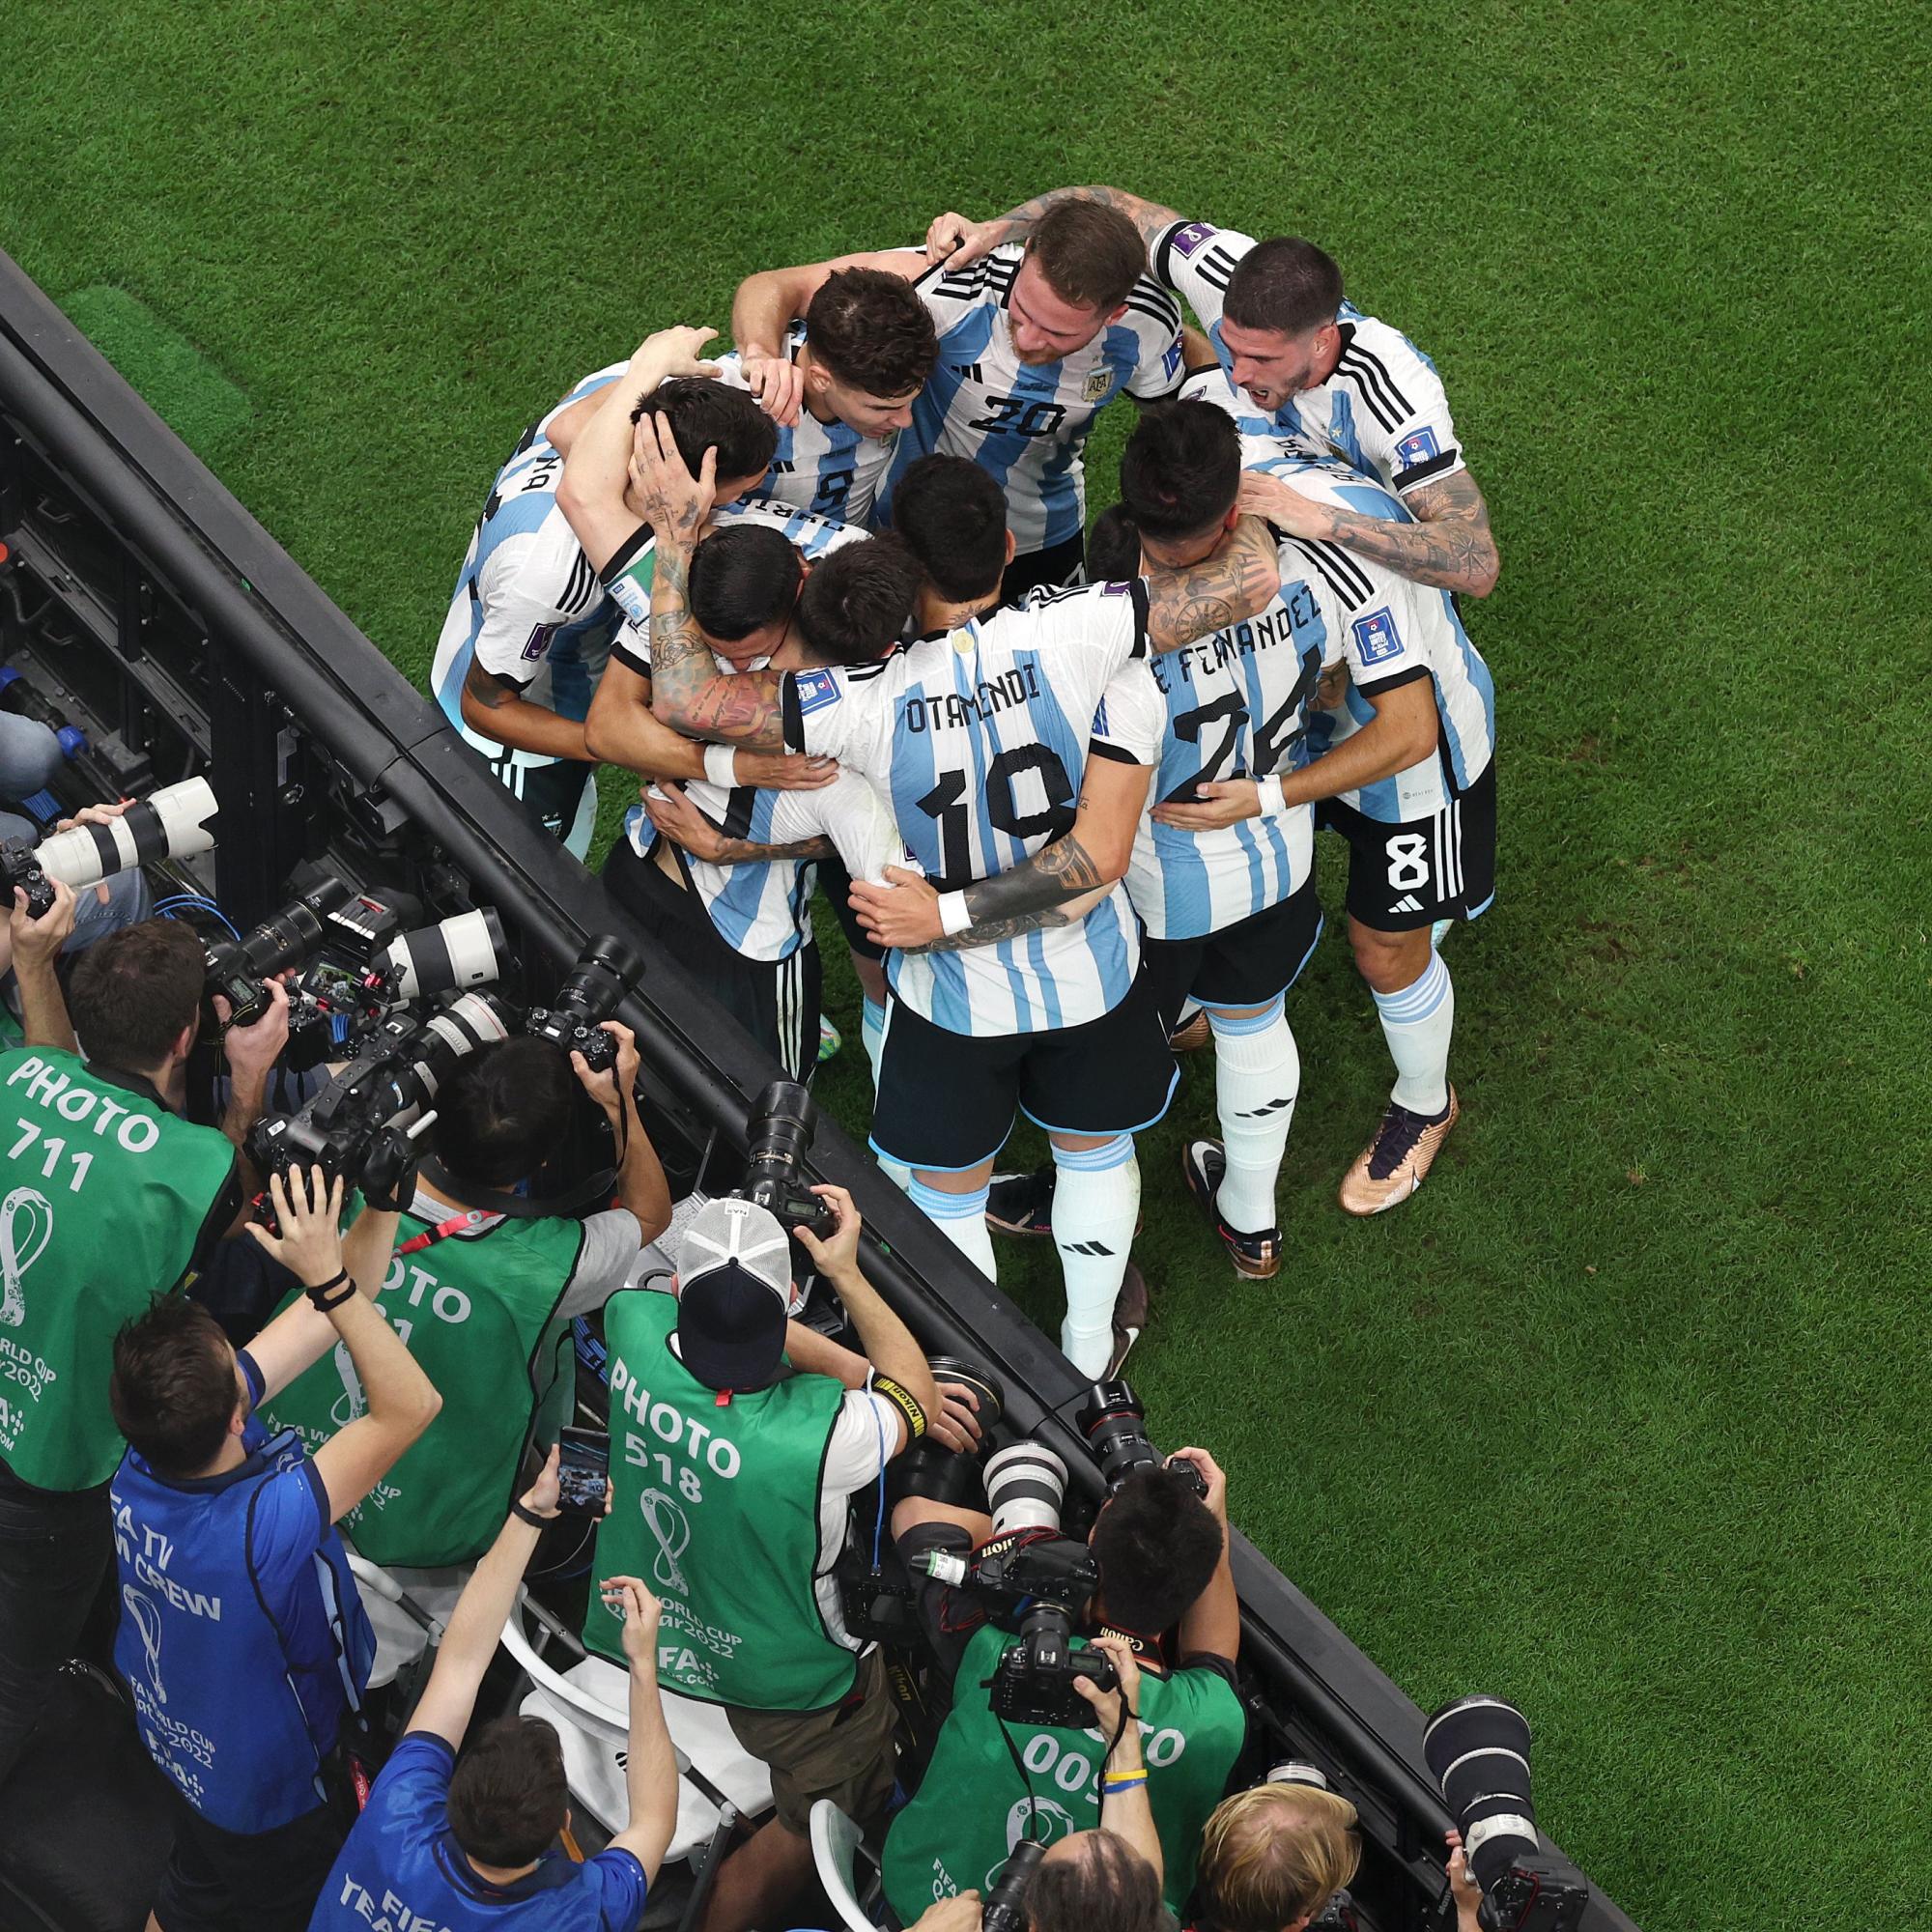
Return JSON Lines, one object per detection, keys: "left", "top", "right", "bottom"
{"left": 0, "top": 247, "right": 1638, "bottom": 1932}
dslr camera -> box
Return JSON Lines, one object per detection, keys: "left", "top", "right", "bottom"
{"left": 1424, "top": 1696, "right": 1590, "bottom": 1932}
{"left": 524, "top": 933, "right": 642, "bottom": 1073}
{"left": 980, "top": 1839, "right": 1046, "bottom": 1932}
{"left": 0, "top": 778, "right": 218, "bottom": 919}
{"left": 731, "top": 1079, "right": 836, "bottom": 1238}
{"left": 1077, "top": 1379, "right": 1209, "bottom": 1502}
{"left": 914, "top": 1442, "right": 1118, "bottom": 1729}
{"left": 246, "top": 991, "right": 514, "bottom": 1207}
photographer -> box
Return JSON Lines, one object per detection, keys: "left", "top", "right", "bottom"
{"left": 311, "top": 1448, "right": 678, "bottom": 1930}
{"left": 108, "top": 1166, "right": 436, "bottom": 1931}
{"left": 1194, "top": 1778, "right": 1362, "bottom": 1932}
{"left": 880, "top": 1448, "right": 1244, "bottom": 1923}
{"left": 588, "top": 1184, "right": 939, "bottom": 1932}
{"left": 0, "top": 905, "right": 287, "bottom": 1788}
{"left": 263, "top": 1023, "right": 671, "bottom": 1569}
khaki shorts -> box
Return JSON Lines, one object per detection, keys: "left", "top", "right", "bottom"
{"left": 724, "top": 1646, "right": 897, "bottom": 1834}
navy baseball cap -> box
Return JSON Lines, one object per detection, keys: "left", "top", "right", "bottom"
{"left": 674, "top": 1198, "right": 793, "bottom": 1392}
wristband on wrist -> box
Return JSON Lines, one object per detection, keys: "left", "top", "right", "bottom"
{"left": 1255, "top": 774, "right": 1286, "bottom": 815}
{"left": 703, "top": 743, "right": 739, "bottom": 787}
{"left": 1102, "top": 1770, "right": 1150, "bottom": 1795}
{"left": 937, "top": 891, "right": 973, "bottom": 938}
{"left": 510, "top": 1499, "right": 554, "bottom": 1528}
{"left": 304, "top": 1269, "right": 355, "bottom": 1311}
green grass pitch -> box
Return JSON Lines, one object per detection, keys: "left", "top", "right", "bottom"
{"left": 4, "top": 2, "right": 1927, "bottom": 1920}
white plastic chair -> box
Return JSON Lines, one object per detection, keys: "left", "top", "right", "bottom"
{"left": 499, "top": 1594, "right": 773, "bottom": 1864}
{"left": 347, "top": 1553, "right": 467, "bottom": 1691}
{"left": 810, "top": 1799, "right": 884, "bottom": 1932}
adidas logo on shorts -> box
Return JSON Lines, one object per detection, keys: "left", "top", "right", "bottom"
{"left": 1391, "top": 894, "right": 1426, "bottom": 913}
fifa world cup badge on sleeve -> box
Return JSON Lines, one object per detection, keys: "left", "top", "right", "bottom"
{"left": 1396, "top": 427, "right": 1441, "bottom": 468}
{"left": 1169, "top": 221, "right": 1218, "bottom": 258}
{"left": 793, "top": 667, "right": 842, "bottom": 716}
{"left": 1351, "top": 609, "right": 1405, "bottom": 666}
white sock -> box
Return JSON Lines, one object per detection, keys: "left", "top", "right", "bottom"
{"left": 1051, "top": 1136, "right": 1139, "bottom": 1376}
{"left": 907, "top": 1175, "right": 996, "bottom": 1280}
{"left": 1372, "top": 951, "right": 1454, "bottom": 1117}
{"left": 861, "top": 996, "right": 888, "bottom": 1093}
{"left": 1209, "top": 1001, "right": 1299, "bottom": 1234}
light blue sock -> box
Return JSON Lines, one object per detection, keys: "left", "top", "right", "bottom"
{"left": 1370, "top": 951, "right": 1454, "bottom": 1116}
{"left": 907, "top": 1174, "right": 996, "bottom": 1280}
{"left": 1051, "top": 1135, "right": 1139, "bottom": 1376}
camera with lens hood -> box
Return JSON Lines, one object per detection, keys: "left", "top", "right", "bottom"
{"left": 913, "top": 1442, "right": 1118, "bottom": 1728}
{"left": 524, "top": 932, "right": 642, "bottom": 1073}
{"left": 205, "top": 877, "right": 355, "bottom": 1031}
{"left": 731, "top": 1078, "right": 836, "bottom": 1237}
{"left": 980, "top": 1839, "right": 1046, "bottom": 1932}
{"left": 0, "top": 777, "right": 219, "bottom": 920}
{"left": 1423, "top": 1696, "right": 1589, "bottom": 1932}
{"left": 1077, "top": 1379, "right": 1208, "bottom": 1501}
{"left": 246, "top": 990, "right": 513, "bottom": 1207}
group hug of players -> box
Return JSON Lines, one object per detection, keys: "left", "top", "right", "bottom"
{"left": 428, "top": 183, "right": 1499, "bottom": 1378}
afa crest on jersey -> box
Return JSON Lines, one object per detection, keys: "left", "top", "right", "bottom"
{"left": 793, "top": 667, "right": 842, "bottom": 715}
{"left": 1082, "top": 368, "right": 1115, "bottom": 403}
{"left": 1352, "top": 608, "right": 1405, "bottom": 665}
{"left": 1396, "top": 426, "right": 1441, "bottom": 468}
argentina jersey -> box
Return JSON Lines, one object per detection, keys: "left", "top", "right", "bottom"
{"left": 781, "top": 582, "right": 1155, "bottom": 1036}
{"left": 1126, "top": 550, "right": 1343, "bottom": 941}
{"left": 715, "top": 324, "right": 897, "bottom": 525}
{"left": 624, "top": 769, "right": 908, "bottom": 964}
{"left": 1153, "top": 220, "right": 1466, "bottom": 499}
{"left": 878, "top": 245, "right": 1184, "bottom": 554}
{"left": 1242, "top": 445, "right": 1496, "bottom": 820}
{"left": 429, "top": 362, "right": 626, "bottom": 768}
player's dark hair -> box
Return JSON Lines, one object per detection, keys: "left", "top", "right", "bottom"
{"left": 808, "top": 268, "right": 938, "bottom": 400}
{"left": 1119, "top": 399, "right": 1241, "bottom": 543}
{"left": 1090, "top": 1464, "right": 1226, "bottom": 1634}
{"left": 795, "top": 536, "right": 921, "bottom": 667}
{"left": 1085, "top": 505, "right": 1143, "bottom": 582}
{"left": 1224, "top": 238, "right": 1345, "bottom": 337}
{"left": 447, "top": 1716, "right": 571, "bottom": 1868}
{"left": 890, "top": 453, "right": 1007, "bottom": 602}
{"left": 111, "top": 1294, "right": 236, "bottom": 1477}
{"left": 1029, "top": 201, "right": 1148, "bottom": 315}
{"left": 430, "top": 1037, "right": 577, "bottom": 1188}
{"left": 631, "top": 377, "right": 778, "bottom": 489}
{"left": 1028, "top": 1830, "right": 1165, "bottom": 1932}
{"left": 690, "top": 524, "right": 803, "bottom": 643}
{"left": 67, "top": 918, "right": 206, "bottom": 1069}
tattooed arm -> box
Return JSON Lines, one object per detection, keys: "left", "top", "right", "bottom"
{"left": 925, "top": 185, "right": 1186, "bottom": 267}
{"left": 627, "top": 414, "right": 792, "bottom": 749}
{"left": 1239, "top": 467, "right": 1500, "bottom": 597}
{"left": 1142, "top": 515, "right": 1280, "bottom": 653}
{"left": 641, "top": 781, "right": 836, "bottom": 866}
{"left": 850, "top": 753, "right": 1149, "bottom": 953}
{"left": 459, "top": 657, "right": 591, "bottom": 760}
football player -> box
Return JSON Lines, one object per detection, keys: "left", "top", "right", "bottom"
{"left": 925, "top": 188, "right": 1499, "bottom": 598}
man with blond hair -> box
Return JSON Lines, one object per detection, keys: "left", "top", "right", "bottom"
{"left": 1195, "top": 1779, "right": 1363, "bottom": 1932}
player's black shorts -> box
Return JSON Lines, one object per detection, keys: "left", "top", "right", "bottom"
{"left": 999, "top": 534, "right": 1085, "bottom": 606}
{"left": 1140, "top": 876, "right": 1323, "bottom": 1030}
{"left": 870, "top": 970, "right": 1178, "bottom": 1171}
{"left": 814, "top": 855, "right": 883, "bottom": 964}
{"left": 491, "top": 754, "right": 597, "bottom": 853}
{"left": 1319, "top": 757, "right": 1496, "bottom": 932}
{"left": 603, "top": 838, "right": 823, "bottom": 1080}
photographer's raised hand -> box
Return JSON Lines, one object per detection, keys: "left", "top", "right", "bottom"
{"left": 10, "top": 879, "right": 78, "bottom": 1052}
{"left": 573, "top": 1022, "right": 673, "bottom": 1246}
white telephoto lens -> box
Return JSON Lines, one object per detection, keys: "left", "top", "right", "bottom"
{"left": 381, "top": 907, "right": 506, "bottom": 1000}
{"left": 35, "top": 776, "right": 219, "bottom": 889}
{"left": 984, "top": 1442, "right": 1069, "bottom": 1537}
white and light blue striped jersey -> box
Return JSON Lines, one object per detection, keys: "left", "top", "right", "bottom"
{"left": 623, "top": 769, "right": 909, "bottom": 964}
{"left": 430, "top": 363, "right": 626, "bottom": 770}
{"left": 608, "top": 500, "right": 867, "bottom": 675}
{"left": 877, "top": 245, "right": 1184, "bottom": 554}
{"left": 1154, "top": 220, "right": 1467, "bottom": 499}
{"left": 1121, "top": 542, "right": 1346, "bottom": 941}
{"left": 715, "top": 324, "right": 898, "bottom": 526}
{"left": 781, "top": 581, "right": 1157, "bottom": 1036}
{"left": 1239, "top": 444, "right": 1496, "bottom": 820}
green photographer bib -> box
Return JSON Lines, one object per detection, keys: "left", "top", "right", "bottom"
{"left": 0, "top": 1047, "right": 236, "bottom": 1491}
{"left": 264, "top": 1208, "right": 584, "bottom": 1566}
{"left": 881, "top": 1621, "right": 1246, "bottom": 1922}
{"left": 585, "top": 1287, "right": 857, "bottom": 1712}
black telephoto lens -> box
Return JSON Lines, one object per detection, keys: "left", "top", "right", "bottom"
{"left": 981, "top": 1840, "right": 1046, "bottom": 1932}
{"left": 1422, "top": 1694, "right": 1539, "bottom": 1895}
